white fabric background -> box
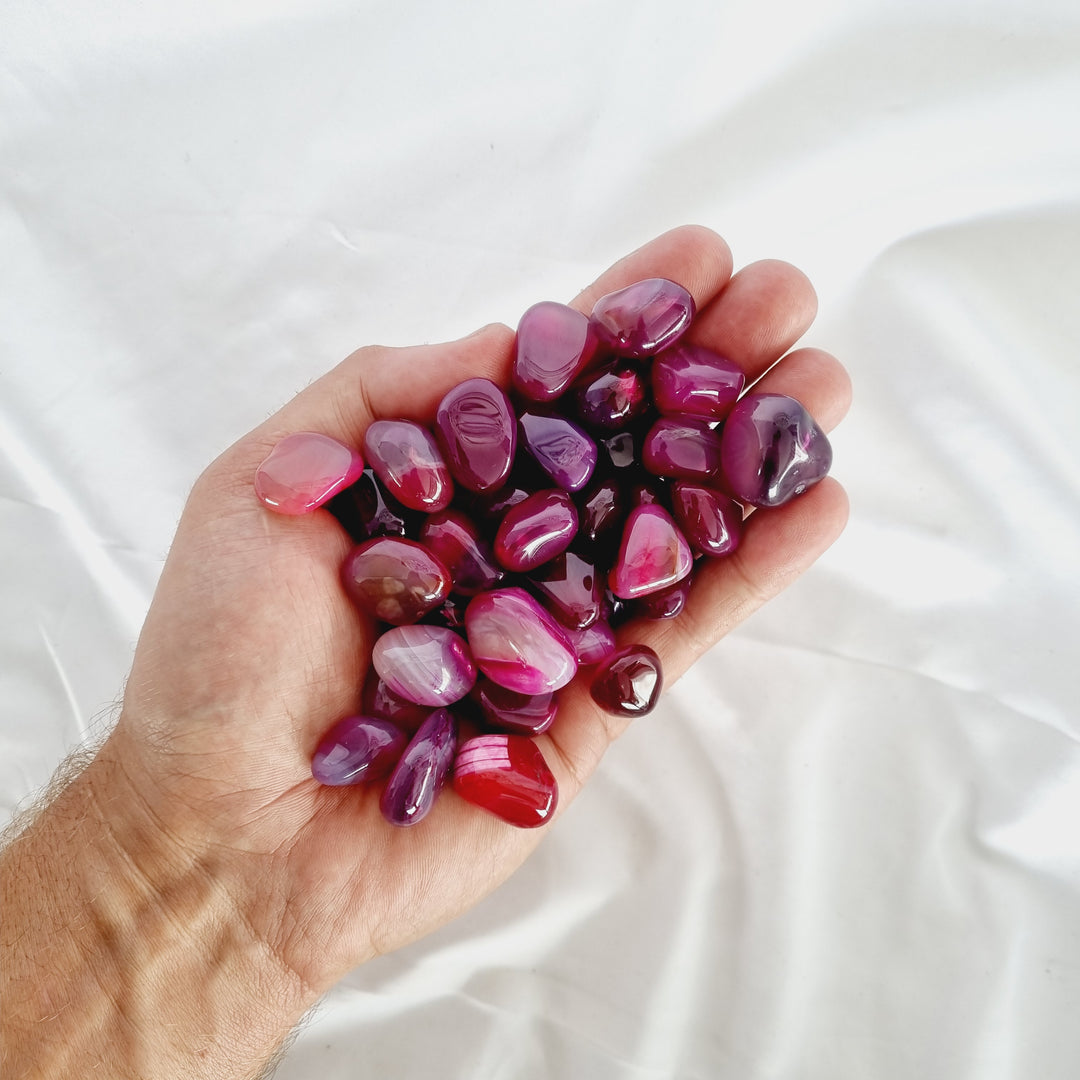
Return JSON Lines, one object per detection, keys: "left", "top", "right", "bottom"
{"left": 3, "top": 1, "right": 1079, "bottom": 1077}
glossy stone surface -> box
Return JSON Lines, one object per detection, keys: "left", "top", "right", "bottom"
{"left": 635, "top": 575, "right": 691, "bottom": 619}
{"left": 453, "top": 735, "right": 558, "bottom": 829}
{"left": 609, "top": 505, "right": 693, "bottom": 599}
{"left": 473, "top": 679, "right": 557, "bottom": 736}
{"left": 363, "top": 420, "right": 453, "bottom": 512}
{"left": 590, "top": 645, "right": 664, "bottom": 717}
{"left": 465, "top": 587, "right": 577, "bottom": 695}
{"left": 720, "top": 393, "right": 833, "bottom": 508}
{"left": 575, "top": 363, "right": 650, "bottom": 431}
{"left": 513, "top": 301, "right": 599, "bottom": 402}
{"left": 652, "top": 344, "right": 745, "bottom": 420}
{"left": 529, "top": 549, "right": 601, "bottom": 630}
{"left": 518, "top": 411, "right": 597, "bottom": 492}
{"left": 436, "top": 378, "right": 516, "bottom": 493}
{"left": 671, "top": 482, "right": 744, "bottom": 557}
{"left": 577, "top": 476, "right": 626, "bottom": 545}
{"left": 419, "top": 510, "right": 504, "bottom": 596}
{"left": 255, "top": 432, "right": 364, "bottom": 514}
{"left": 589, "top": 278, "right": 695, "bottom": 358}
{"left": 494, "top": 489, "right": 578, "bottom": 573}
{"left": 372, "top": 625, "right": 476, "bottom": 706}
{"left": 311, "top": 715, "right": 408, "bottom": 786}
{"left": 565, "top": 619, "right": 617, "bottom": 666}
{"left": 342, "top": 537, "right": 450, "bottom": 624}
{"left": 380, "top": 708, "right": 457, "bottom": 827}
{"left": 362, "top": 673, "right": 432, "bottom": 732}
{"left": 642, "top": 416, "right": 723, "bottom": 480}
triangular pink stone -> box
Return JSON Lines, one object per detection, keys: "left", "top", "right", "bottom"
{"left": 609, "top": 505, "right": 693, "bottom": 599}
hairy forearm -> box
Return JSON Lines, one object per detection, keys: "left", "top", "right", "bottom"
{"left": 0, "top": 745, "right": 312, "bottom": 1080}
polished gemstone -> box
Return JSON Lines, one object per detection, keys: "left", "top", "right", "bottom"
{"left": 720, "top": 393, "right": 833, "bottom": 507}
{"left": 435, "top": 378, "right": 516, "bottom": 492}
{"left": 565, "top": 619, "right": 617, "bottom": 665}
{"left": 513, "top": 301, "right": 599, "bottom": 401}
{"left": 419, "top": 509, "right": 504, "bottom": 596}
{"left": 464, "top": 587, "right": 577, "bottom": 694}
{"left": 473, "top": 679, "right": 557, "bottom": 736}
{"left": 342, "top": 537, "right": 450, "bottom": 624}
{"left": 363, "top": 420, "right": 453, "bottom": 512}
{"left": 610, "top": 505, "right": 693, "bottom": 599}
{"left": 577, "top": 476, "right": 626, "bottom": 544}
{"left": 529, "top": 549, "right": 601, "bottom": 630}
{"left": 311, "top": 715, "right": 408, "bottom": 786}
{"left": 494, "top": 489, "right": 578, "bottom": 573}
{"left": 518, "top": 411, "right": 597, "bottom": 492}
{"left": 453, "top": 735, "right": 558, "bottom": 828}
{"left": 652, "top": 344, "right": 745, "bottom": 420}
{"left": 371, "top": 624, "right": 476, "bottom": 706}
{"left": 642, "top": 416, "right": 723, "bottom": 480}
{"left": 255, "top": 432, "right": 364, "bottom": 515}
{"left": 362, "top": 673, "right": 432, "bottom": 732}
{"left": 671, "top": 481, "right": 744, "bottom": 557}
{"left": 590, "top": 645, "right": 663, "bottom": 716}
{"left": 635, "top": 575, "right": 691, "bottom": 619}
{"left": 575, "top": 363, "right": 651, "bottom": 431}
{"left": 380, "top": 708, "right": 457, "bottom": 826}
{"left": 589, "top": 278, "right": 695, "bottom": 358}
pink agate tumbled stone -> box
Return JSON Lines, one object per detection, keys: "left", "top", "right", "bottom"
{"left": 651, "top": 344, "right": 744, "bottom": 420}
{"left": 380, "top": 708, "right": 457, "bottom": 826}
{"left": 371, "top": 624, "right": 477, "bottom": 706}
{"left": 671, "top": 481, "right": 744, "bottom": 557}
{"left": 473, "top": 679, "right": 557, "bottom": 736}
{"left": 453, "top": 735, "right": 558, "bottom": 828}
{"left": 589, "top": 278, "right": 695, "bottom": 358}
{"left": 642, "top": 416, "right": 723, "bottom": 481}
{"left": 311, "top": 715, "right": 408, "bottom": 786}
{"left": 363, "top": 420, "right": 453, "bottom": 512}
{"left": 435, "top": 378, "right": 516, "bottom": 493}
{"left": 513, "top": 301, "right": 599, "bottom": 402}
{"left": 464, "top": 587, "right": 577, "bottom": 695}
{"left": 564, "top": 619, "right": 617, "bottom": 666}
{"left": 254, "top": 432, "right": 364, "bottom": 514}
{"left": 609, "top": 505, "right": 693, "bottom": 599}
{"left": 342, "top": 537, "right": 451, "bottom": 625}
{"left": 493, "top": 488, "right": 578, "bottom": 573}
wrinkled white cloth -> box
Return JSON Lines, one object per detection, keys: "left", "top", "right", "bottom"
{"left": 3, "top": 1, "right": 1079, "bottom": 1077}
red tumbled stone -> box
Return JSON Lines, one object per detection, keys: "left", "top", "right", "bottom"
{"left": 453, "top": 734, "right": 558, "bottom": 828}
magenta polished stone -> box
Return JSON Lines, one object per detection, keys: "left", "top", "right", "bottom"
{"left": 577, "top": 476, "right": 626, "bottom": 545}
{"left": 363, "top": 420, "right": 453, "bottom": 512}
{"left": 589, "top": 278, "right": 695, "bottom": 358}
{"left": 342, "top": 537, "right": 451, "bottom": 625}
{"left": 529, "top": 549, "right": 601, "bottom": 630}
{"left": 671, "top": 481, "right": 744, "bottom": 557}
{"left": 518, "top": 411, "right": 597, "bottom": 492}
{"left": 255, "top": 432, "right": 364, "bottom": 515}
{"left": 371, "top": 625, "right": 476, "bottom": 706}
{"left": 575, "top": 363, "right": 651, "bottom": 431}
{"left": 473, "top": 679, "right": 557, "bottom": 736}
{"left": 513, "top": 301, "right": 599, "bottom": 402}
{"left": 720, "top": 393, "right": 833, "bottom": 508}
{"left": 464, "top": 587, "right": 577, "bottom": 695}
{"left": 435, "top": 378, "right": 516, "bottom": 493}
{"left": 453, "top": 735, "right": 558, "bottom": 829}
{"left": 419, "top": 509, "right": 504, "bottom": 596}
{"left": 609, "top": 505, "right": 693, "bottom": 599}
{"left": 564, "top": 619, "right": 617, "bottom": 666}
{"left": 652, "top": 344, "right": 745, "bottom": 420}
{"left": 642, "top": 416, "right": 723, "bottom": 480}
{"left": 380, "top": 708, "right": 457, "bottom": 827}
{"left": 362, "top": 673, "right": 431, "bottom": 733}
{"left": 311, "top": 715, "right": 408, "bottom": 786}
{"left": 494, "top": 489, "right": 578, "bottom": 573}
{"left": 590, "top": 645, "right": 663, "bottom": 717}
{"left": 635, "top": 575, "right": 691, "bottom": 620}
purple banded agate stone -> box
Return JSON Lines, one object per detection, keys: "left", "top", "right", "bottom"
{"left": 311, "top": 715, "right": 408, "bottom": 786}
{"left": 363, "top": 420, "right": 453, "bottom": 512}
{"left": 671, "top": 482, "right": 743, "bottom": 557}
{"left": 419, "top": 510, "right": 504, "bottom": 596}
{"left": 371, "top": 625, "right": 476, "bottom": 706}
{"left": 465, "top": 587, "right": 577, "bottom": 695}
{"left": 642, "top": 416, "right": 723, "bottom": 481}
{"left": 518, "top": 411, "right": 597, "bottom": 492}
{"left": 610, "top": 505, "right": 693, "bottom": 599}
{"left": 590, "top": 645, "right": 663, "bottom": 717}
{"left": 342, "top": 537, "right": 451, "bottom": 625}
{"left": 513, "top": 301, "right": 599, "bottom": 402}
{"left": 380, "top": 708, "right": 457, "bottom": 826}
{"left": 473, "top": 679, "right": 557, "bottom": 736}
{"left": 436, "top": 378, "right": 516, "bottom": 492}
{"left": 494, "top": 489, "right": 578, "bottom": 573}
{"left": 589, "top": 278, "right": 695, "bottom": 358}
{"left": 651, "top": 344, "right": 744, "bottom": 420}
{"left": 255, "top": 432, "right": 364, "bottom": 515}
{"left": 453, "top": 735, "right": 558, "bottom": 828}
{"left": 720, "top": 393, "right": 832, "bottom": 508}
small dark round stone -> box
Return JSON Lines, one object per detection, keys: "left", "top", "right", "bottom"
{"left": 590, "top": 645, "right": 663, "bottom": 717}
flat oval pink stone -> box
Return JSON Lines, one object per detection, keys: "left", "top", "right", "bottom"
{"left": 494, "top": 489, "right": 577, "bottom": 573}
{"left": 589, "top": 278, "right": 695, "bottom": 358}
{"left": 363, "top": 419, "right": 453, "bottom": 512}
{"left": 372, "top": 624, "right": 477, "bottom": 706}
{"left": 513, "top": 301, "right": 599, "bottom": 402}
{"left": 464, "top": 587, "right": 577, "bottom": 695}
{"left": 342, "top": 537, "right": 451, "bottom": 625}
{"left": 609, "top": 505, "right": 693, "bottom": 599}
{"left": 254, "top": 432, "right": 364, "bottom": 514}
{"left": 435, "top": 378, "right": 516, "bottom": 493}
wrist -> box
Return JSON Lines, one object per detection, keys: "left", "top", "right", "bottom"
{"left": 1, "top": 739, "right": 315, "bottom": 1079}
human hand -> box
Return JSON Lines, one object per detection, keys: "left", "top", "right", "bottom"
{"left": 96, "top": 225, "right": 852, "bottom": 1004}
